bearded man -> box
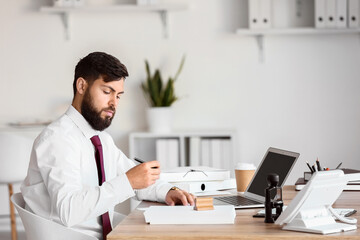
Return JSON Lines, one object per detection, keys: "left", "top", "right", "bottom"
{"left": 21, "top": 52, "right": 194, "bottom": 240}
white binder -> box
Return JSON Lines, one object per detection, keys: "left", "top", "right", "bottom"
{"left": 249, "top": 0, "right": 261, "bottom": 29}
{"left": 156, "top": 139, "right": 168, "bottom": 169}
{"left": 168, "top": 139, "right": 179, "bottom": 169}
{"left": 160, "top": 167, "right": 230, "bottom": 182}
{"left": 336, "top": 0, "right": 347, "bottom": 28}
{"left": 210, "top": 139, "right": 222, "bottom": 169}
{"left": 156, "top": 139, "right": 179, "bottom": 170}
{"left": 172, "top": 179, "right": 236, "bottom": 194}
{"left": 260, "top": 0, "right": 272, "bottom": 29}
{"left": 315, "top": 0, "right": 326, "bottom": 28}
{"left": 348, "top": 0, "right": 360, "bottom": 28}
{"left": 189, "top": 137, "right": 201, "bottom": 167}
{"left": 200, "top": 139, "right": 211, "bottom": 167}
{"left": 326, "top": 0, "right": 337, "bottom": 28}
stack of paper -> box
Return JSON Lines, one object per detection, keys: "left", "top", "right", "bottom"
{"left": 143, "top": 205, "right": 236, "bottom": 224}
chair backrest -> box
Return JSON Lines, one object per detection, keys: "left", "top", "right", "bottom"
{"left": 0, "top": 132, "right": 33, "bottom": 183}
{"left": 11, "top": 193, "right": 98, "bottom": 240}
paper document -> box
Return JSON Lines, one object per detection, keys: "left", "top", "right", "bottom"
{"left": 144, "top": 205, "right": 236, "bottom": 224}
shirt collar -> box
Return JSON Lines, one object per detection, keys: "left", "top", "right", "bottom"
{"left": 65, "top": 105, "right": 99, "bottom": 139}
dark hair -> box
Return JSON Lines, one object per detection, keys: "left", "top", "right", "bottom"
{"left": 73, "top": 52, "right": 129, "bottom": 95}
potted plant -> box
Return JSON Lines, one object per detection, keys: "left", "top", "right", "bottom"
{"left": 141, "top": 56, "right": 185, "bottom": 132}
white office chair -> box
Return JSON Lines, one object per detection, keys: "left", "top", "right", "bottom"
{"left": 0, "top": 132, "right": 33, "bottom": 240}
{"left": 11, "top": 192, "right": 98, "bottom": 240}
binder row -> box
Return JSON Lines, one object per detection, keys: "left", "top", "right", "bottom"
{"left": 189, "top": 137, "right": 233, "bottom": 172}
{"left": 315, "top": 0, "right": 360, "bottom": 28}
{"left": 248, "top": 0, "right": 360, "bottom": 29}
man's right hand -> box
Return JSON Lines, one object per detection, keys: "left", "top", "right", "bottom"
{"left": 126, "top": 160, "right": 161, "bottom": 189}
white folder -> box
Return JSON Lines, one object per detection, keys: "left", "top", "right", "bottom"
{"left": 211, "top": 139, "right": 222, "bottom": 169}
{"left": 348, "top": 0, "right": 360, "bottom": 28}
{"left": 156, "top": 139, "right": 168, "bottom": 169}
{"left": 326, "top": 0, "right": 337, "bottom": 28}
{"left": 168, "top": 139, "right": 179, "bottom": 169}
{"left": 189, "top": 137, "right": 201, "bottom": 167}
{"left": 200, "top": 139, "right": 211, "bottom": 167}
{"left": 249, "top": 0, "right": 261, "bottom": 29}
{"left": 336, "top": 0, "right": 347, "bottom": 28}
{"left": 260, "top": 0, "right": 272, "bottom": 29}
{"left": 315, "top": 0, "right": 326, "bottom": 28}
{"left": 172, "top": 179, "right": 236, "bottom": 194}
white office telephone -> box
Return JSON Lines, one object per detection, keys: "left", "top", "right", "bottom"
{"left": 276, "top": 170, "right": 360, "bottom": 234}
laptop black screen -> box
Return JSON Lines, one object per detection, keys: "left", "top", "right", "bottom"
{"left": 247, "top": 151, "right": 297, "bottom": 197}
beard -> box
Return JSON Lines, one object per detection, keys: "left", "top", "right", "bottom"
{"left": 81, "top": 90, "right": 116, "bottom": 131}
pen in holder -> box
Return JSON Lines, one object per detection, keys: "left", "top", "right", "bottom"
{"left": 264, "top": 173, "right": 283, "bottom": 223}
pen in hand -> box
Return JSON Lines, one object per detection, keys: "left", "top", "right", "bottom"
{"left": 134, "top": 157, "right": 159, "bottom": 169}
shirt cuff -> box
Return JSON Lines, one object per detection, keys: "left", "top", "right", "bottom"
{"left": 156, "top": 181, "right": 174, "bottom": 203}
{"left": 108, "top": 173, "right": 135, "bottom": 203}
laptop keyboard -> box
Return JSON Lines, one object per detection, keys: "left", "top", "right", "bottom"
{"left": 214, "top": 195, "right": 263, "bottom": 206}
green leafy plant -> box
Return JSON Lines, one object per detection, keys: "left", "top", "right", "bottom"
{"left": 141, "top": 56, "right": 185, "bottom": 107}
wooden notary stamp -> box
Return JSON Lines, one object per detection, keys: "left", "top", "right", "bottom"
{"left": 194, "top": 197, "right": 214, "bottom": 211}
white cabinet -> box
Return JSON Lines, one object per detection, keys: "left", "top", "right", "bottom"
{"left": 129, "top": 131, "right": 237, "bottom": 173}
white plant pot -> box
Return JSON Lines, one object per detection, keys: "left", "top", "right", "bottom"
{"left": 146, "top": 107, "right": 172, "bottom": 133}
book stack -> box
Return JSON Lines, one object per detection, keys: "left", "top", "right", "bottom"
{"left": 295, "top": 168, "right": 360, "bottom": 191}
{"left": 160, "top": 166, "right": 236, "bottom": 195}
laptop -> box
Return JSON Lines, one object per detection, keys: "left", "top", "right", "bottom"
{"left": 214, "top": 147, "right": 300, "bottom": 209}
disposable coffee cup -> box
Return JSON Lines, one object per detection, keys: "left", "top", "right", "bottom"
{"left": 235, "top": 163, "right": 256, "bottom": 192}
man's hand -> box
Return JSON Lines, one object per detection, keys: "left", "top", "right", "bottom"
{"left": 165, "top": 188, "right": 195, "bottom": 206}
{"left": 126, "top": 161, "right": 160, "bottom": 189}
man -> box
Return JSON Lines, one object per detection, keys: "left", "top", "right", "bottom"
{"left": 21, "top": 52, "right": 195, "bottom": 240}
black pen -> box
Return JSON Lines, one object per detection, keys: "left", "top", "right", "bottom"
{"left": 316, "top": 158, "right": 322, "bottom": 171}
{"left": 134, "top": 157, "right": 145, "bottom": 164}
{"left": 134, "top": 157, "right": 158, "bottom": 169}
{"left": 345, "top": 209, "right": 357, "bottom": 217}
{"left": 336, "top": 162, "right": 342, "bottom": 169}
{"left": 312, "top": 164, "right": 317, "bottom": 172}
{"left": 306, "top": 161, "right": 314, "bottom": 173}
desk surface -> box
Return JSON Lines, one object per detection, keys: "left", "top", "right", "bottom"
{"left": 108, "top": 186, "right": 360, "bottom": 240}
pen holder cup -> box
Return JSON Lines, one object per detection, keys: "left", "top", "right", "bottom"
{"left": 303, "top": 172, "right": 313, "bottom": 181}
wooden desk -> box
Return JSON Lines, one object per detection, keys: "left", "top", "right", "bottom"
{"left": 108, "top": 186, "right": 360, "bottom": 239}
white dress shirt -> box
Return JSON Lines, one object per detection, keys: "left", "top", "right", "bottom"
{"left": 21, "top": 106, "right": 172, "bottom": 239}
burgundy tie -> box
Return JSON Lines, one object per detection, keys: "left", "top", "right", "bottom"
{"left": 90, "top": 135, "right": 112, "bottom": 240}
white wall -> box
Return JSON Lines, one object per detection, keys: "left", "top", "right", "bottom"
{"left": 1, "top": 0, "right": 360, "bottom": 215}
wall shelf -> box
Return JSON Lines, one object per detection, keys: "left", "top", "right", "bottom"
{"left": 236, "top": 27, "right": 360, "bottom": 62}
{"left": 129, "top": 131, "right": 236, "bottom": 169}
{"left": 40, "top": 4, "right": 188, "bottom": 40}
